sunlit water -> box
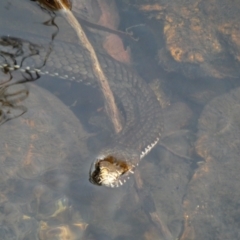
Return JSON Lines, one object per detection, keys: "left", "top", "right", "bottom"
{"left": 0, "top": 0, "right": 240, "bottom": 239}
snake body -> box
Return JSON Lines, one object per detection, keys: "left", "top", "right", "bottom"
{"left": 0, "top": 35, "right": 163, "bottom": 187}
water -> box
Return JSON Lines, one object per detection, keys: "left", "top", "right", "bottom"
{"left": 1, "top": 0, "right": 240, "bottom": 239}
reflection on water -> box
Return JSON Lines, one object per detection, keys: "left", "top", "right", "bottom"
{"left": 0, "top": 0, "right": 240, "bottom": 239}
{"left": 0, "top": 83, "right": 28, "bottom": 125}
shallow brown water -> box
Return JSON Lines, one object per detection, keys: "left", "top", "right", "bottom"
{"left": 1, "top": 1, "right": 240, "bottom": 240}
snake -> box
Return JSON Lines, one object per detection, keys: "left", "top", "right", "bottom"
{"left": 0, "top": 33, "right": 163, "bottom": 187}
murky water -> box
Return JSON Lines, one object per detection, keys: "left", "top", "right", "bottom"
{"left": 0, "top": 0, "right": 240, "bottom": 239}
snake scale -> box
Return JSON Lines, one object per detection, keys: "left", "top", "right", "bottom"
{"left": 0, "top": 33, "right": 163, "bottom": 187}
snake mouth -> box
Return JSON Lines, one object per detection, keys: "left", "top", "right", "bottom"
{"left": 89, "top": 155, "right": 134, "bottom": 187}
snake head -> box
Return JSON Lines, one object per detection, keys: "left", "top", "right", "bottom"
{"left": 89, "top": 155, "right": 135, "bottom": 187}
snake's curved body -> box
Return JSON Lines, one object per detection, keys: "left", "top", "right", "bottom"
{"left": 0, "top": 35, "right": 163, "bottom": 187}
